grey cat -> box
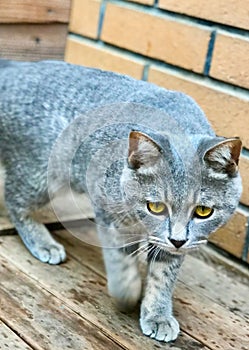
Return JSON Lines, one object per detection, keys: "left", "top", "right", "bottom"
{"left": 0, "top": 60, "right": 242, "bottom": 342}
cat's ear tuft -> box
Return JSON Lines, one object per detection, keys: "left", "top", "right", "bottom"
{"left": 204, "top": 138, "right": 242, "bottom": 176}
{"left": 128, "top": 131, "right": 161, "bottom": 170}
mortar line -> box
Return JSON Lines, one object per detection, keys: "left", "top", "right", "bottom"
{"left": 142, "top": 63, "right": 150, "bottom": 81}
{"left": 242, "top": 218, "right": 249, "bottom": 261}
{"left": 204, "top": 30, "right": 216, "bottom": 76}
{"left": 97, "top": 0, "right": 107, "bottom": 40}
{"left": 107, "top": 0, "right": 249, "bottom": 37}
{"left": 68, "top": 33, "right": 249, "bottom": 96}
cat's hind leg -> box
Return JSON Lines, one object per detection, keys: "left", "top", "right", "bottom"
{"left": 4, "top": 169, "right": 66, "bottom": 264}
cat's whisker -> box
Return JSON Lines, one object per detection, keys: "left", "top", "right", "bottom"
{"left": 139, "top": 244, "right": 155, "bottom": 263}
{"left": 149, "top": 238, "right": 169, "bottom": 249}
{"left": 111, "top": 215, "right": 129, "bottom": 226}
{"left": 149, "top": 236, "right": 169, "bottom": 245}
{"left": 120, "top": 238, "right": 147, "bottom": 248}
{"left": 148, "top": 235, "right": 162, "bottom": 241}
{"left": 185, "top": 240, "right": 207, "bottom": 250}
{"left": 196, "top": 239, "right": 207, "bottom": 245}
{"left": 135, "top": 245, "right": 150, "bottom": 260}
{"left": 149, "top": 246, "right": 161, "bottom": 274}
{"left": 127, "top": 243, "right": 148, "bottom": 258}
{"left": 121, "top": 238, "right": 147, "bottom": 247}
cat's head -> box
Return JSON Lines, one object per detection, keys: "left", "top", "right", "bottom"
{"left": 121, "top": 130, "right": 242, "bottom": 255}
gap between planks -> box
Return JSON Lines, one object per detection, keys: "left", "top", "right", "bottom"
{"left": 57, "top": 229, "right": 249, "bottom": 323}
{"left": 0, "top": 234, "right": 210, "bottom": 350}
{"left": 0, "top": 231, "right": 248, "bottom": 349}
{"left": 54, "top": 229, "right": 249, "bottom": 348}
{"left": 0, "top": 197, "right": 248, "bottom": 349}
{"left": 0, "top": 255, "right": 126, "bottom": 350}
{"left": 0, "top": 320, "right": 33, "bottom": 350}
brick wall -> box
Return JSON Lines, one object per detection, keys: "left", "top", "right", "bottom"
{"left": 0, "top": 0, "right": 71, "bottom": 61}
{"left": 65, "top": 0, "right": 249, "bottom": 263}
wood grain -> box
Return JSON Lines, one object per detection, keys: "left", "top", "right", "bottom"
{"left": 0, "top": 234, "right": 209, "bottom": 350}
{"left": 0, "top": 176, "right": 93, "bottom": 231}
{"left": 0, "top": 192, "right": 248, "bottom": 348}
{"left": 0, "top": 24, "right": 68, "bottom": 61}
{"left": 55, "top": 228, "right": 249, "bottom": 322}
{"left": 0, "top": 0, "right": 71, "bottom": 23}
{"left": 55, "top": 228, "right": 249, "bottom": 350}
{"left": 0, "top": 256, "right": 122, "bottom": 350}
{"left": 0, "top": 321, "right": 32, "bottom": 350}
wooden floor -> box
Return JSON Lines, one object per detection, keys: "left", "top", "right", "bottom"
{"left": 0, "top": 203, "right": 248, "bottom": 349}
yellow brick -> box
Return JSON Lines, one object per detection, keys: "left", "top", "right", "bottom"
{"left": 101, "top": 3, "right": 211, "bottom": 73}
{"left": 148, "top": 66, "right": 249, "bottom": 148}
{"left": 210, "top": 33, "right": 249, "bottom": 90}
{"left": 158, "top": 0, "right": 249, "bottom": 31}
{"left": 240, "top": 156, "right": 249, "bottom": 207}
{"left": 65, "top": 37, "right": 144, "bottom": 79}
{"left": 69, "top": 0, "right": 101, "bottom": 39}
{"left": 209, "top": 210, "right": 248, "bottom": 259}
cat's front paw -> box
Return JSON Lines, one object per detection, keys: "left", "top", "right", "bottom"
{"left": 32, "top": 242, "right": 66, "bottom": 265}
{"left": 140, "top": 315, "right": 180, "bottom": 342}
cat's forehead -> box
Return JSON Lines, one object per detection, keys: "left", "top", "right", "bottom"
{"left": 144, "top": 168, "right": 200, "bottom": 207}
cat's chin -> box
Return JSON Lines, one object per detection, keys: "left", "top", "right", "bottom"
{"left": 170, "top": 247, "right": 197, "bottom": 255}
{"left": 169, "top": 250, "right": 187, "bottom": 256}
{"left": 165, "top": 248, "right": 188, "bottom": 256}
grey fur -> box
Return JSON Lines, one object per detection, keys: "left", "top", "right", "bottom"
{"left": 0, "top": 60, "right": 242, "bottom": 342}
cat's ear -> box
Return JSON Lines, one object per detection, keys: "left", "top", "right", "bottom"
{"left": 203, "top": 138, "right": 242, "bottom": 176}
{"left": 128, "top": 131, "right": 161, "bottom": 169}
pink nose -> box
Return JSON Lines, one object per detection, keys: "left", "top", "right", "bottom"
{"left": 170, "top": 239, "right": 188, "bottom": 248}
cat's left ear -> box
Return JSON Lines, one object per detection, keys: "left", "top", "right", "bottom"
{"left": 128, "top": 131, "right": 161, "bottom": 170}
{"left": 203, "top": 138, "right": 242, "bottom": 176}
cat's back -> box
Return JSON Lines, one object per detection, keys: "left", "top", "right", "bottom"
{"left": 0, "top": 60, "right": 213, "bottom": 137}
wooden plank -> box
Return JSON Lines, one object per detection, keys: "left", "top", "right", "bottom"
{"left": 0, "top": 321, "right": 32, "bottom": 350}
{"left": 197, "top": 244, "right": 249, "bottom": 281}
{"left": 179, "top": 255, "right": 249, "bottom": 321}
{"left": 173, "top": 282, "right": 249, "bottom": 349}
{"left": 0, "top": 235, "right": 209, "bottom": 350}
{"left": 0, "top": 255, "right": 123, "bottom": 350}
{"left": 0, "top": 0, "right": 71, "bottom": 23}
{"left": 0, "top": 187, "right": 248, "bottom": 323}
{"left": 0, "top": 24, "right": 68, "bottom": 61}
{"left": 54, "top": 228, "right": 249, "bottom": 322}
{"left": 53, "top": 229, "right": 249, "bottom": 350}
{"left": 0, "top": 180, "right": 93, "bottom": 231}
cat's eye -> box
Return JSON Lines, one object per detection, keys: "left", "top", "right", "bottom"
{"left": 194, "top": 206, "right": 214, "bottom": 219}
{"left": 147, "top": 202, "right": 167, "bottom": 216}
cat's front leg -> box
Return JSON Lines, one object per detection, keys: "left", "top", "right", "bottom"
{"left": 101, "top": 245, "right": 142, "bottom": 311}
{"left": 140, "top": 250, "right": 184, "bottom": 342}
{"left": 96, "top": 221, "right": 142, "bottom": 311}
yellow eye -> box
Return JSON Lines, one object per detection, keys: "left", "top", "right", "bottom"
{"left": 147, "top": 202, "right": 167, "bottom": 215}
{"left": 194, "top": 206, "right": 213, "bottom": 219}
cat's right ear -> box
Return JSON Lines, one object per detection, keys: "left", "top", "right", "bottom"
{"left": 203, "top": 137, "right": 242, "bottom": 176}
{"left": 128, "top": 131, "right": 161, "bottom": 170}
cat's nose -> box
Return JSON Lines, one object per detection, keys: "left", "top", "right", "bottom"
{"left": 170, "top": 239, "right": 188, "bottom": 248}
